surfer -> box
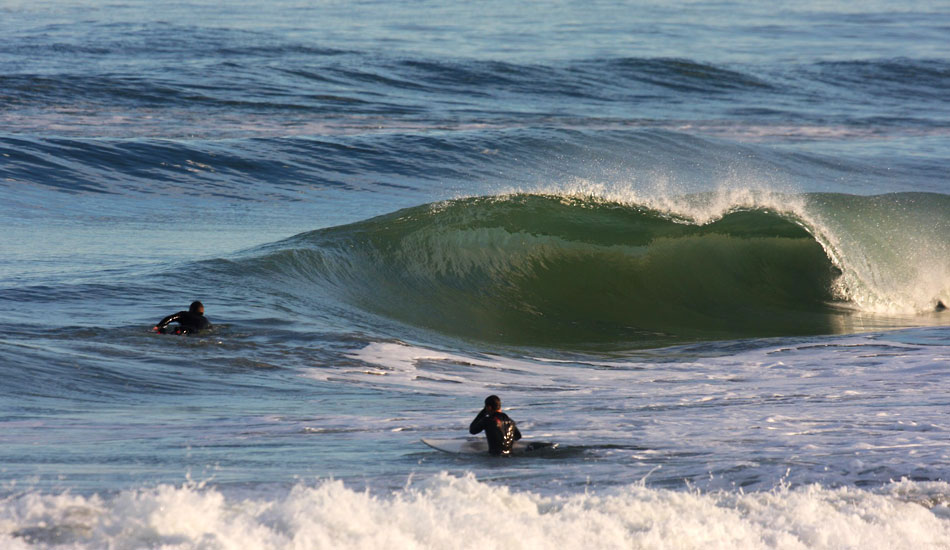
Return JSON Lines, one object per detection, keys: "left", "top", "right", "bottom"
{"left": 152, "top": 301, "right": 212, "bottom": 335}
{"left": 469, "top": 395, "right": 521, "bottom": 456}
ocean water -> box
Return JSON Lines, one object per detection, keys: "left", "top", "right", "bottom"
{"left": 1, "top": 1, "right": 950, "bottom": 548}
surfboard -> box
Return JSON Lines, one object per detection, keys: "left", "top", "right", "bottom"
{"left": 421, "top": 437, "right": 557, "bottom": 455}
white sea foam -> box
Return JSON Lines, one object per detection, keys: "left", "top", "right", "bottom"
{"left": 2, "top": 475, "right": 949, "bottom": 550}
{"left": 326, "top": 341, "right": 570, "bottom": 394}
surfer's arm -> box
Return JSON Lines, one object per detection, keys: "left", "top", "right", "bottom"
{"left": 154, "top": 312, "right": 183, "bottom": 331}
{"left": 469, "top": 410, "right": 490, "bottom": 434}
{"left": 512, "top": 423, "right": 522, "bottom": 441}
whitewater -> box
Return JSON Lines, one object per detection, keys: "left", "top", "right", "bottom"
{"left": 1, "top": 0, "right": 949, "bottom": 548}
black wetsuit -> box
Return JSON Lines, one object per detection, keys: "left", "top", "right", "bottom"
{"left": 469, "top": 409, "right": 522, "bottom": 456}
{"left": 155, "top": 311, "right": 211, "bottom": 335}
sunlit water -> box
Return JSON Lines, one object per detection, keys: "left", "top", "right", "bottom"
{"left": 1, "top": 1, "right": 949, "bottom": 548}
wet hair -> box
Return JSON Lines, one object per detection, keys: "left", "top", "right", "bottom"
{"left": 484, "top": 395, "right": 501, "bottom": 411}
{"left": 189, "top": 301, "right": 204, "bottom": 314}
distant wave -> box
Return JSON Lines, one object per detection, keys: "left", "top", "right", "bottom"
{"left": 4, "top": 129, "right": 946, "bottom": 201}
{"left": 4, "top": 53, "right": 946, "bottom": 108}
{"left": 2, "top": 51, "right": 948, "bottom": 138}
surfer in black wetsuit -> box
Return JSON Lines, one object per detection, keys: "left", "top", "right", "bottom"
{"left": 469, "top": 395, "right": 521, "bottom": 456}
{"left": 153, "top": 301, "right": 211, "bottom": 335}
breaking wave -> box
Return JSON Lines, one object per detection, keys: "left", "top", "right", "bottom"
{"left": 3, "top": 475, "right": 950, "bottom": 550}
{"left": 233, "top": 192, "right": 948, "bottom": 348}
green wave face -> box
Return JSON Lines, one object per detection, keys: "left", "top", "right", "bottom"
{"left": 285, "top": 194, "right": 846, "bottom": 348}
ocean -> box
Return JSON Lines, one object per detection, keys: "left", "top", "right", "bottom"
{"left": 1, "top": 0, "right": 949, "bottom": 548}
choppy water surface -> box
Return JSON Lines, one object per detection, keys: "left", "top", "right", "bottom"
{"left": 1, "top": 1, "right": 949, "bottom": 548}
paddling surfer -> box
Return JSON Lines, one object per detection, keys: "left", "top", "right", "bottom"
{"left": 153, "top": 301, "right": 212, "bottom": 335}
{"left": 469, "top": 395, "right": 522, "bottom": 456}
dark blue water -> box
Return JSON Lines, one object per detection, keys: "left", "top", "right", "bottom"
{"left": 1, "top": 1, "right": 949, "bottom": 548}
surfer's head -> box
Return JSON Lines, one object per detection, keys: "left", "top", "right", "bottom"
{"left": 484, "top": 395, "right": 501, "bottom": 412}
{"left": 189, "top": 301, "right": 204, "bottom": 315}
